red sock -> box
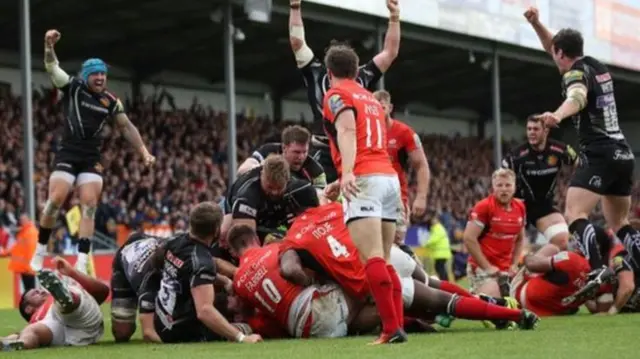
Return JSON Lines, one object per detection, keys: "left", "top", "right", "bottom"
{"left": 452, "top": 297, "right": 521, "bottom": 322}
{"left": 365, "top": 257, "right": 399, "bottom": 334}
{"left": 387, "top": 265, "right": 404, "bottom": 327}
{"left": 438, "top": 280, "right": 474, "bottom": 297}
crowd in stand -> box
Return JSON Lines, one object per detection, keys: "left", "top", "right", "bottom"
{"left": 1, "top": 88, "right": 640, "bottom": 251}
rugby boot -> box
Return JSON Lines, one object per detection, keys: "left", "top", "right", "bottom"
{"left": 37, "top": 270, "right": 74, "bottom": 311}
{"left": 368, "top": 329, "right": 408, "bottom": 345}
{"left": 562, "top": 266, "right": 615, "bottom": 306}
{"left": 517, "top": 309, "right": 539, "bottom": 330}
{"left": 435, "top": 314, "right": 454, "bottom": 328}
{"left": 478, "top": 294, "right": 512, "bottom": 330}
{"left": 1, "top": 339, "right": 24, "bottom": 352}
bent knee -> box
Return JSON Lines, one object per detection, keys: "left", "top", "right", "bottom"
{"left": 112, "top": 321, "right": 136, "bottom": 342}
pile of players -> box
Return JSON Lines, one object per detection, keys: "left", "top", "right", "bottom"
{"left": 3, "top": 2, "right": 640, "bottom": 351}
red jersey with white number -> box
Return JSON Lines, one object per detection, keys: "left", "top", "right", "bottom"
{"left": 386, "top": 119, "right": 422, "bottom": 204}
{"left": 468, "top": 195, "right": 526, "bottom": 271}
{"left": 322, "top": 80, "right": 395, "bottom": 177}
{"left": 281, "top": 202, "right": 368, "bottom": 300}
{"left": 516, "top": 251, "right": 590, "bottom": 316}
{"left": 234, "top": 244, "right": 309, "bottom": 335}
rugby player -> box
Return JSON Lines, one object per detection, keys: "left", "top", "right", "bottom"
{"left": 237, "top": 125, "right": 326, "bottom": 189}
{"left": 322, "top": 44, "right": 405, "bottom": 344}
{"left": 278, "top": 203, "right": 539, "bottom": 332}
{"left": 525, "top": 7, "right": 638, "bottom": 271}
{"left": 2, "top": 258, "right": 109, "bottom": 350}
{"left": 464, "top": 169, "right": 526, "bottom": 297}
{"left": 110, "top": 232, "right": 167, "bottom": 342}
{"left": 153, "top": 202, "right": 262, "bottom": 344}
{"left": 510, "top": 244, "right": 591, "bottom": 316}
{"left": 373, "top": 90, "right": 430, "bottom": 244}
{"left": 289, "top": 0, "right": 401, "bottom": 183}
{"left": 502, "top": 116, "right": 578, "bottom": 249}
{"left": 32, "top": 29, "right": 155, "bottom": 274}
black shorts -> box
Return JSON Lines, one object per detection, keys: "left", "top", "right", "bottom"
{"left": 154, "top": 315, "right": 222, "bottom": 343}
{"left": 525, "top": 200, "right": 559, "bottom": 227}
{"left": 570, "top": 147, "right": 635, "bottom": 196}
{"left": 53, "top": 150, "right": 104, "bottom": 178}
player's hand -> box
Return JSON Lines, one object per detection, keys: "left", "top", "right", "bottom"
{"left": 508, "top": 264, "right": 520, "bottom": 277}
{"left": 53, "top": 256, "right": 73, "bottom": 276}
{"left": 412, "top": 195, "right": 426, "bottom": 218}
{"left": 387, "top": 0, "right": 400, "bottom": 17}
{"left": 323, "top": 181, "right": 341, "bottom": 202}
{"left": 290, "top": 0, "right": 301, "bottom": 8}
{"left": 44, "top": 29, "right": 61, "bottom": 46}
{"left": 340, "top": 172, "right": 359, "bottom": 201}
{"left": 241, "top": 334, "right": 263, "bottom": 343}
{"left": 484, "top": 265, "right": 500, "bottom": 276}
{"left": 523, "top": 7, "right": 539, "bottom": 24}
{"left": 142, "top": 152, "right": 156, "bottom": 167}
{"left": 535, "top": 112, "right": 560, "bottom": 128}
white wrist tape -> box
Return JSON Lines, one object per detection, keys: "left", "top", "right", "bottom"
{"left": 45, "top": 61, "right": 70, "bottom": 88}
{"left": 290, "top": 25, "right": 314, "bottom": 68}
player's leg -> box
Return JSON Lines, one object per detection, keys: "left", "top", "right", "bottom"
{"left": 31, "top": 170, "right": 75, "bottom": 271}
{"left": 381, "top": 177, "right": 405, "bottom": 332}
{"left": 308, "top": 285, "right": 352, "bottom": 338}
{"left": 110, "top": 254, "right": 137, "bottom": 341}
{"left": 467, "top": 264, "right": 501, "bottom": 297}
{"left": 536, "top": 211, "right": 570, "bottom": 250}
{"left": 75, "top": 170, "right": 104, "bottom": 274}
{"left": 12, "top": 322, "right": 59, "bottom": 350}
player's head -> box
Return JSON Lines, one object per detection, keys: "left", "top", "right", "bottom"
{"left": 491, "top": 168, "right": 516, "bottom": 204}
{"left": 188, "top": 201, "right": 223, "bottom": 245}
{"left": 324, "top": 41, "right": 359, "bottom": 83}
{"left": 550, "top": 29, "right": 584, "bottom": 74}
{"left": 261, "top": 154, "right": 290, "bottom": 199}
{"left": 281, "top": 125, "right": 311, "bottom": 171}
{"left": 373, "top": 90, "right": 393, "bottom": 122}
{"left": 227, "top": 224, "right": 260, "bottom": 257}
{"left": 18, "top": 288, "right": 49, "bottom": 322}
{"left": 80, "top": 58, "right": 108, "bottom": 93}
{"left": 526, "top": 115, "right": 549, "bottom": 147}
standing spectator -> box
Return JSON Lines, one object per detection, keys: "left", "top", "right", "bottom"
{"left": 0, "top": 214, "right": 38, "bottom": 291}
{"left": 422, "top": 214, "right": 452, "bottom": 281}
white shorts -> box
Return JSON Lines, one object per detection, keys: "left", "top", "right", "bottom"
{"left": 41, "top": 285, "right": 104, "bottom": 346}
{"left": 309, "top": 284, "right": 350, "bottom": 338}
{"left": 343, "top": 175, "right": 401, "bottom": 223}
{"left": 466, "top": 264, "right": 499, "bottom": 294}
{"left": 390, "top": 245, "right": 417, "bottom": 279}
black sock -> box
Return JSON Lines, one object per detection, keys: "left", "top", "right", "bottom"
{"left": 77, "top": 238, "right": 92, "bottom": 254}
{"left": 38, "top": 227, "right": 53, "bottom": 246}
{"left": 569, "top": 218, "right": 604, "bottom": 269}
{"left": 617, "top": 225, "right": 640, "bottom": 263}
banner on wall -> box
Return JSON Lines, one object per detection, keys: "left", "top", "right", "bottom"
{"left": 0, "top": 254, "right": 114, "bottom": 309}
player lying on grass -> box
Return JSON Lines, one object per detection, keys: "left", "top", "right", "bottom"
{"left": 2, "top": 257, "right": 109, "bottom": 350}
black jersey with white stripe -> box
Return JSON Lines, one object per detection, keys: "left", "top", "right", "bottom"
{"left": 224, "top": 166, "right": 319, "bottom": 232}
{"left": 58, "top": 77, "right": 124, "bottom": 158}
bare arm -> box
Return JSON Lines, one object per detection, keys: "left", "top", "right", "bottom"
{"left": 43, "top": 30, "right": 70, "bottom": 88}
{"left": 139, "top": 313, "right": 162, "bottom": 343}
{"left": 511, "top": 228, "right": 526, "bottom": 267}
{"left": 288, "top": 0, "right": 315, "bottom": 68}
{"left": 524, "top": 8, "right": 554, "bottom": 54}
{"left": 114, "top": 113, "right": 150, "bottom": 158}
{"left": 192, "top": 284, "right": 245, "bottom": 342}
{"left": 553, "top": 83, "right": 588, "bottom": 121}
{"left": 237, "top": 158, "right": 261, "bottom": 175}
{"left": 523, "top": 253, "right": 554, "bottom": 273}
{"left": 335, "top": 110, "right": 357, "bottom": 176}
{"left": 408, "top": 148, "right": 430, "bottom": 204}
{"left": 463, "top": 222, "right": 493, "bottom": 270}
{"left": 372, "top": 2, "right": 401, "bottom": 73}
{"left": 279, "top": 249, "right": 313, "bottom": 287}
{"left": 215, "top": 258, "right": 238, "bottom": 279}
{"left": 611, "top": 270, "right": 635, "bottom": 314}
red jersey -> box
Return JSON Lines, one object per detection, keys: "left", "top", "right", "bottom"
{"left": 517, "top": 251, "right": 590, "bottom": 316}
{"left": 386, "top": 119, "right": 422, "bottom": 204}
{"left": 233, "top": 244, "right": 309, "bottom": 335}
{"left": 468, "top": 195, "right": 526, "bottom": 271}
{"left": 322, "top": 80, "right": 395, "bottom": 177}
{"left": 281, "top": 202, "right": 369, "bottom": 300}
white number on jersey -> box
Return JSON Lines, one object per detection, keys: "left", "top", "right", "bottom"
{"left": 603, "top": 103, "right": 621, "bottom": 133}
{"left": 327, "top": 235, "right": 349, "bottom": 258}
{"left": 158, "top": 277, "right": 181, "bottom": 314}
{"left": 365, "top": 117, "right": 383, "bottom": 149}
{"left": 254, "top": 278, "right": 282, "bottom": 313}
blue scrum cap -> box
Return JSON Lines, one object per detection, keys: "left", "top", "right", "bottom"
{"left": 80, "top": 58, "right": 107, "bottom": 82}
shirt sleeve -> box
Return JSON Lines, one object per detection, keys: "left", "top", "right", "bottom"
{"left": 231, "top": 197, "right": 259, "bottom": 220}
{"left": 357, "top": 60, "right": 383, "bottom": 91}
{"left": 550, "top": 251, "right": 572, "bottom": 272}
{"left": 137, "top": 272, "right": 161, "bottom": 313}
{"left": 323, "top": 88, "right": 355, "bottom": 125}
{"left": 251, "top": 143, "right": 280, "bottom": 163}
{"left": 468, "top": 200, "right": 490, "bottom": 229}
{"left": 188, "top": 251, "right": 217, "bottom": 288}
{"left": 402, "top": 125, "right": 421, "bottom": 153}
{"left": 562, "top": 69, "right": 588, "bottom": 91}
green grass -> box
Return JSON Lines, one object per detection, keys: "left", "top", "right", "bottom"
{"left": 2, "top": 306, "right": 640, "bottom": 359}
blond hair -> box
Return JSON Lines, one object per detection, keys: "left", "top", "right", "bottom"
{"left": 263, "top": 154, "right": 290, "bottom": 184}
{"left": 373, "top": 90, "right": 391, "bottom": 103}
{"left": 492, "top": 168, "right": 516, "bottom": 181}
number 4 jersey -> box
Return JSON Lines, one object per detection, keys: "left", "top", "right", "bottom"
{"left": 280, "top": 202, "right": 369, "bottom": 300}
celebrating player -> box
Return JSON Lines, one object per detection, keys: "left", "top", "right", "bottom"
{"left": 525, "top": 7, "right": 637, "bottom": 271}
{"left": 374, "top": 90, "right": 430, "bottom": 243}
{"left": 322, "top": 43, "right": 405, "bottom": 344}
{"left": 3, "top": 258, "right": 109, "bottom": 350}
{"left": 110, "top": 232, "right": 167, "bottom": 342}
{"left": 32, "top": 29, "right": 155, "bottom": 274}
{"left": 463, "top": 168, "right": 526, "bottom": 297}
{"left": 237, "top": 125, "right": 327, "bottom": 189}
{"left": 288, "top": 0, "right": 401, "bottom": 183}
{"left": 153, "top": 202, "right": 262, "bottom": 344}
{"left": 502, "top": 116, "right": 578, "bottom": 249}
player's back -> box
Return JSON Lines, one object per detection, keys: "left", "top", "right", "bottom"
{"left": 283, "top": 203, "right": 368, "bottom": 299}
{"left": 234, "top": 244, "right": 305, "bottom": 330}
{"left": 322, "top": 80, "right": 395, "bottom": 177}
{"left": 387, "top": 119, "right": 421, "bottom": 203}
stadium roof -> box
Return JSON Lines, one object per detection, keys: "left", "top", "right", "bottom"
{"left": 1, "top": 0, "right": 640, "bottom": 121}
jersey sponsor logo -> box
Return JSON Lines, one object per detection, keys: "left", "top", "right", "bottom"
{"left": 388, "top": 138, "right": 397, "bottom": 148}
{"left": 563, "top": 70, "right": 585, "bottom": 86}
{"left": 165, "top": 250, "right": 184, "bottom": 269}
{"left": 552, "top": 251, "right": 569, "bottom": 262}
{"left": 99, "top": 98, "right": 110, "bottom": 107}
{"left": 328, "top": 94, "right": 345, "bottom": 115}
{"left": 239, "top": 204, "right": 257, "bottom": 217}
{"left": 547, "top": 155, "right": 558, "bottom": 166}
{"left": 595, "top": 73, "right": 612, "bottom": 83}
{"left": 596, "top": 94, "right": 615, "bottom": 108}
{"left": 549, "top": 145, "right": 564, "bottom": 153}
{"left": 197, "top": 273, "right": 216, "bottom": 281}
{"left": 81, "top": 101, "right": 109, "bottom": 114}
{"left": 525, "top": 167, "right": 558, "bottom": 176}
{"left": 519, "top": 149, "right": 529, "bottom": 157}
{"left": 613, "top": 149, "right": 634, "bottom": 161}
{"left": 588, "top": 176, "right": 602, "bottom": 188}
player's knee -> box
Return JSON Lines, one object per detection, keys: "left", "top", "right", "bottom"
{"left": 42, "top": 199, "right": 61, "bottom": 219}
{"left": 81, "top": 203, "right": 98, "bottom": 220}
{"left": 544, "top": 223, "right": 570, "bottom": 249}
{"left": 112, "top": 320, "right": 136, "bottom": 342}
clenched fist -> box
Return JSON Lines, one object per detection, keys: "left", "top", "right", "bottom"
{"left": 523, "top": 6, "right": 539, "bottom": 24}
{"left": 44, "top": 29, "right": 61, "bottom": 47}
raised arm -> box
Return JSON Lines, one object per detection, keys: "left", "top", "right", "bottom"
{"left": 289, "top": 0, "right": 315, "bottom": 68}
{"left": 372, "top": 0, "right": 401, "bottom": 73}
{"left": 523, "top": 7, "right": 554, "bottom": 54}
{"left": 43, "top": 29, "right": 70, "bottom": 88}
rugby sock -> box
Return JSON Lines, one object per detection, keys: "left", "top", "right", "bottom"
{"left": 617, "top": 225, "right": 640, "bottom": 261}
{"left": 387, "top": 265, "right": 404, "bottom": 327}
{"left": 438, "top": 281, "right": 474, "bottom": 298}
{"left": 75, "top": 238, "right": 92, "bottom": 275}
{"left": 38, "top": 227, "right": 53, "bottom": 245}
{"left": 365, "top": 257, "right": 399, "bottom": 334}
{"left": 569, "top": 219, "right": 605, "bottom": 269}
{"left": 450, "top": 296, "right": 520, "bottom": 322}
